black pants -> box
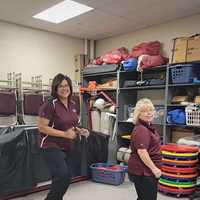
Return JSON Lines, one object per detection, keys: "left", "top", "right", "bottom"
{"left": 42, "top": 148, "right": 71, "bottom": 200}
{"left": 129, "top": 174, "right": 158, "bottom": 200}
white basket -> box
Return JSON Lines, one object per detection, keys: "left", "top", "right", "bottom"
{"left": 185, "top": 104, "right": 200, "bottom": 126}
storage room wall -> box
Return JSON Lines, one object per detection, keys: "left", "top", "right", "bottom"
{"left": 96, "top": 14, "right": 200, "bottom": 58}
{"left": 96, "top": 14, "right": 200, "bottom": 104}
{"left": 0, "top": 21, "right": 84, "bottom": 83}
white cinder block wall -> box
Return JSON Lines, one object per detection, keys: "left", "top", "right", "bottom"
{"left": 0, "top": 21, "right": 84, "bottom": 83}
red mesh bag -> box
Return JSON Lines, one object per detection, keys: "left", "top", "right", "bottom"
{"left": 137, "top": 54, "right": 168, "bottom": 70}
{"left": 131, "top": 41, "right": 161, "bottom": 58}
{"left": 91, "top": 56, "right": 103, "bottom": 65}
{"left": 102, "top": 47, "right": 130, "bottom": 64}
{"left": 118, "top": 47, "right": 130, "bottom": 60}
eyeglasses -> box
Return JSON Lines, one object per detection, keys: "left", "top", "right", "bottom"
{"left": 140, "top": 109, "right": 155, "bottom": 113}
{"left": 58, "top": 84, "right": 69, "bottom": 89}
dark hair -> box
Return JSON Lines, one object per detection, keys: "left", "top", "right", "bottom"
{"left": 51, "top": 73, "right": 73, "bottom": 101}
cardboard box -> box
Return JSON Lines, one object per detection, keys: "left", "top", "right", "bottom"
{"left": 171, "top": 37, "right": 187, "bottom": 63}
{"left": 187, "top": 35, "right": 200, "bottom": 62}
{"left": 171, "top": 35, "right": 200, "bottom": 63}
{"left": 194, "top": 96, "right": 200, "bottom": 104}
{"left": 172, "top": 129, "right": 194, "bottom": 143}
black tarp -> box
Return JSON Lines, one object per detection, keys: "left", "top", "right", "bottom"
{"left": 28, "top": 129, "right": 109, "bottom": 178}
{"left": 69, "top": 131, "right": 109, "bottom": 177}
{"left": 25, "top": 128, "right": 51, "bottom": 184}
{"left": 0, "top": 127, "right": 34, "bottom": 196}
{"left": 86, "top": 131, "right": 109, "bottom": 169}
{"left": 0, "top": 127, "right": 109, "bottom": 197}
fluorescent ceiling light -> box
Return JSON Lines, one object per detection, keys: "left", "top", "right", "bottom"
{"left": 33, "top": 0, "right": 93, "bottom": 23}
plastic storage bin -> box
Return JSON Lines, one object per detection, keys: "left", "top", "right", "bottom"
{"left": 90, "top": 163, "right": 127, "bottom": 185}
{"left": 167, "top": 109, "right": 186, "bottom": 125}
{"left": 185, "top": 104, "right": 200, "bottom": 126}
{"left": 170, "top": 64, "right": 193, "bottom": 84}
{"left": 154, "top": 106, "right": 165, "bottom": 124}
{"left": 122, "top": 58, "right": 137, "bottom": 71}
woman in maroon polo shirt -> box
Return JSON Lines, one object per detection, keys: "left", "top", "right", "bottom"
{"left": 128, "top": 98, "right": 162, "bottom": 200}
{"left": 37, "top": 73, "right": 88, "bottom": 200}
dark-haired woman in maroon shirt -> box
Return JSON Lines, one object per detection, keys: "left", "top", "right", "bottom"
{"left": 37, "top": 73, "right": 88, "bottom": 200}
{"left": 128, "top": 98, "right": 162, "bottom": 200}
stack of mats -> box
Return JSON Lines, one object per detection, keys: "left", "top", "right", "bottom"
{"left": 159, "top": 144, "right": 199, "bottom": 197}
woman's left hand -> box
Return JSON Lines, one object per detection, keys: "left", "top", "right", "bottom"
{"left": 75, "top": 127, "right": 90, "bottom": 138}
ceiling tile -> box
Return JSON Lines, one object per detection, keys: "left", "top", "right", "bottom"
{"left": 0, "top": 0, "right": 200, "bottom": 39}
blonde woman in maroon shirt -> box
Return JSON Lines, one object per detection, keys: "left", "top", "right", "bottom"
{"left": 128, "top": 98, "right": 162, "bottom": 200}
{"left": 37, "top": 73, "right": 88, "bottom": 200}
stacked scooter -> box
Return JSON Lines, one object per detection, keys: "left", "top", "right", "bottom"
{"left": 159, "top": 144, "right": 199, "bottom": 197}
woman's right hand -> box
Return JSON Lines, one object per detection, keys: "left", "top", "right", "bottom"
{"left": 64, "top": 128, "right": 77, "bottom": 140}
{"left": 151, "top": 167, "right": 162, "bottom": 179}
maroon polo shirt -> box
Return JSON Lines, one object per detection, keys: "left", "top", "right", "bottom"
{"left": 128, "top": 120, "right": 161, "bottom": 176}
{"left": 38, "top": 98, "right": 79, "bottom": 152}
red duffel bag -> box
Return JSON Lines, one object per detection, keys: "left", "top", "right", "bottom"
{"left": 137, "top": 54, "right": 168, "bottom": 71}
{"left": 131, "top": 41, "right": 161, "bottom": 58}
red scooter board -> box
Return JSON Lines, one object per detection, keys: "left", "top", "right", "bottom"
{"left": 162, "top": 158, "right": 198, "bottom": 166}
{"left": 161, "top": 165, "right": 197, "bottom": 173}
{"left": 162, "top": 171, "right": 198, "bottom": 179}
{"left": 158, "top": 184, "right": 195, "bottom": 195}
{"left": 161, "top": 144, "right": 199, "bottom": 153}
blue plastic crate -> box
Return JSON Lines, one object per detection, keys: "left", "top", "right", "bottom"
{"left": 170, "top": 64, "right": 193, "bottom": 84}
{"left": 90, "top": 163, "right": 127, "bottom": 185}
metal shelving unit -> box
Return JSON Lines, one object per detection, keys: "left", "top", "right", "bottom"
{"left": 168, "top": 83, "right": 200, "bottom": 87}
{"left": 83, "top": 71, "right": 117, "bottom": 78}
{"left": 166, "top": 124, "right": 200, "bottom": 128}
{"left": 164, "top": 61, "right": 200, "bottom": 143}
{"left": 81, "top": 62, "right": 200, "bottom": 161}
{"left": 167, "top": 104, "right": 186, "bottom": 107}
{"left": 81, "top": 65, "right": 119, "bottom": 162}
{"left": 117, "top": 65, "right": 167, "bottom": 148}
{"left": 119, "top": 85, "right": 165, "bottom": 90}
{"left": 81, "top": 67, "right": 118, "bottom": 129}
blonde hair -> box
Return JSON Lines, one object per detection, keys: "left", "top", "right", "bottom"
{"left": 132, "top": 98, "right": 155, "bottom": 124}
